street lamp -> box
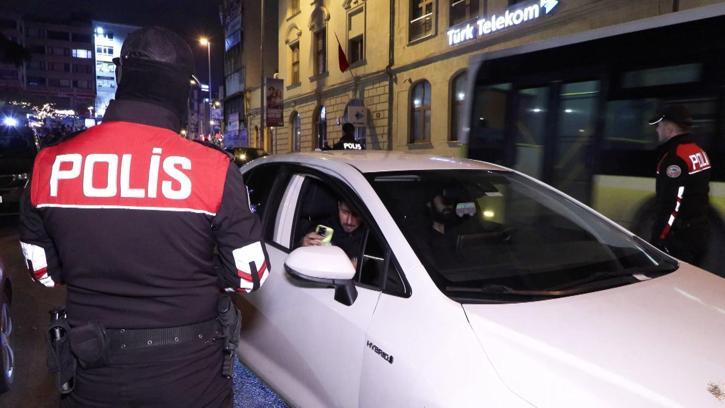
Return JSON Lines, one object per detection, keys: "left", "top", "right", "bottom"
{"left": 199, "top": 37, "right": 212, "bottom": 137}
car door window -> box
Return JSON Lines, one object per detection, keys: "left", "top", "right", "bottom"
{"left": 293, "top": 175, "right": 409, "bottom": 297}
{"left": 243, "top": 164, "right": 288, "bottom": 241}
{"left": 357, "top": 230, "right": 408, "bottom": 297}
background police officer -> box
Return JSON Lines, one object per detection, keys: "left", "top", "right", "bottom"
{"left": 19, "top": 26, "right": 269, "bottom": 407}
{"left": 333, "top": 122, "right": 363, "bottom": 150}
{"left": 649, "top": 104, "right": 711, "bottom": 266}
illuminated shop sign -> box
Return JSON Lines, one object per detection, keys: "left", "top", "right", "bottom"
{"left": 447, "top": 0, "right": 559, "bottom": 46}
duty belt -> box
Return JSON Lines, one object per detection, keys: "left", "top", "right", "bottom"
{"left": 106, "top": 319, "right": 222, "bottom": 351}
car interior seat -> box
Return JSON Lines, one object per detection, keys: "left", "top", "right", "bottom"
{"left": 294, "top": 178, "right": 340, "bottom": 248}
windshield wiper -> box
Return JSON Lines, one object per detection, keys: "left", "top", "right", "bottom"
{"left": 447, "top": 284, "right": 561, "bottom": 297}
{"left": 547, "top": 263, "right": 677, "bottom": 292}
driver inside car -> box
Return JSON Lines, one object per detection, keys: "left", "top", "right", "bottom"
{"left": 301, "top": 200, "right": 365, "bottom": 268}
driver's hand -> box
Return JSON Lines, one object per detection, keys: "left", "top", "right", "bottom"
{"left": 302, "top": 232, "right": 323, "bottom": 247}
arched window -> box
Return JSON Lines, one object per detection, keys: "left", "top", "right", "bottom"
{"left": 450, "top": 71, "right": 466, "bottom": 141}
{"left": 309, "top": 6, "right": 330, "bottom": 76}
{"left": 313, "top": 105, "right": 327, "bottom": 149}
{"left": 291, "top": 111, "right": 302, "bottom": 152}
{"left": 410, "top": 80, "right": 431, "bottom": 143}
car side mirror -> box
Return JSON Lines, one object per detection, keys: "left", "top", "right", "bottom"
{"left": 284, "top": 246, "right": 358, "bottom": 306}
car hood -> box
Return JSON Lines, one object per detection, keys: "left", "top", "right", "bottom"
{"left": 463, "top": 265, "right": 725, "bottom": 408}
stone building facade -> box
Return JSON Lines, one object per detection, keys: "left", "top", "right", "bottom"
{"left": 260, "top": 0, "right": 725, "bottom": 155}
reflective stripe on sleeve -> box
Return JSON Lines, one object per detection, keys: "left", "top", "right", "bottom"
{"left": 19, "top": 241, "right": 55, "bottom": 287}
{"left": 658, "top": 186, "right": 685, "bottom": 241}
{"left": 231, "top": 241, "right": 269, "bottom": 292}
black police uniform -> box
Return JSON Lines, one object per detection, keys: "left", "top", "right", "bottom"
{"left": 332, "top": 133, "right": 364, "bottom": 150}
{"left": 18, "top": 27, "right": 269, "bottom": 407}
{"left": 651, "top": 133, "right": 711, "bottom": 265}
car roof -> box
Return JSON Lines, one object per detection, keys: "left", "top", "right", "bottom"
{"left": 256, "top": 151, "right": 508, "bottom": 173}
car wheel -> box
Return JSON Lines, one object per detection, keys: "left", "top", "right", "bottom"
{"left": 0, "top": 302, "right": 10, "bottom": 337}
{"left": 0, "top": 303, "right": 13, "bottom": 393}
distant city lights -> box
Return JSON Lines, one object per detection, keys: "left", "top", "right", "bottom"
{"left": 2, "top": 117, "right": 18, "bottom": 127}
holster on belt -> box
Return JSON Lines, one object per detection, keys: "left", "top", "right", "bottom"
{"left": 217, "top": 294, "right": 242, "bottom": 378}
{"left": 47, "top": 308, "right": 75, "bottom": 395}
{"left": 69, "top": 321, "right": 110, "bottom": 369}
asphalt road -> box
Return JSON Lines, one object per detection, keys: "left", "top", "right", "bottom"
{"left": 0, "top": 215, "right": 286, "bottom": 408}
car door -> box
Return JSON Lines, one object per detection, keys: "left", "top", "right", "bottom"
{"left": 239, "top": 169, "right": 382, "bottom": 407}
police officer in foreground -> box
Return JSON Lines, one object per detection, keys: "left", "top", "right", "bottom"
{"left": 648, "top": 104, "right": 711, "bottom": 266}
{"left": 332, "top": 122, "right": 364, "bottom": 150}
{"left": 19, "top": 26, "right": 269, "bottom": 407}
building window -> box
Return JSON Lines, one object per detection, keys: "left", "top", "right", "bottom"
{"left": 291, "top": 111, "right": 302, "bottom": 152}
{"left": 28, "top": 60, "right": 45, "bottom": 71}
{"left": 48, "top": 46, "right": 70, "bottom": 56}
{"left": 0, "top": 69, "right": 18, "bottom": 80}
{"left": 75, "top": 63, "right": 93, "bottom": 74}
{"left": 450, "top": 71, "right": 466, "bottom": 141}
{"left": 30, "top": 45, "right": 45, "bottom": 54}
{"left": 349, "top": 36, "right": 364, "bottom": 65}
{"left": 27, "top": 27, "right": 44, "bottom": 38}
{"left": 49, "top": 78, "right": 71, "bottom": 88}
{"left": 97, "top": 76, "right": 116, "bottom": 89}
{"left": 410, "top": 80, "right": 432, "bottom": 143}
{"left": 314, "top": 105, "right": 327, "bottom": 149}
{"left": 48, "top": 62, "right": 70, "bottom": 72}
{"left": 410, "top": 0, "right": 436, "bottom": 42}
{"left": 72, "top": 33, "right": 92, "bottom": 43}
{"left": 314, "top": 28, "right": 327, "bottom": 76}
{"left": 96, "top": 46, "right": 113, "bottom": 56}
{"left": 72, "top": 49, "right": 92, "bottom": 59}
{"left": 73, "top": 79, "right": 91, "bottom": 89}
{"left": 290, "top": 42, "right": 300, "bottom": 84}
{"left": 450, "top": 0, "right": 480, "bottom": 26}
{"left": 290, "top": 0, "right": 300, "bottom": 13}
{"left": 47, "top": 30, "right": 69, "bottom": 41}
{"left": 347, "top": 7, "right": 365, "bottom": 65}
{"left": 27, "top": 76, "right": 46, "bottom": 87}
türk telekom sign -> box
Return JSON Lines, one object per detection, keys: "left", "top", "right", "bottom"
{"left": 447, "top": 0, "right": 559, "bottom": 47}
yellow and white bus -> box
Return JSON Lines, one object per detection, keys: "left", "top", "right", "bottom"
{"left": 462, "top": 5, "right": 725, "bottom": 276}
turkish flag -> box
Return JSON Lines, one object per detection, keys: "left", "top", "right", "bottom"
{"left": 336, "top": 35, "right": 350, "bottom": 73}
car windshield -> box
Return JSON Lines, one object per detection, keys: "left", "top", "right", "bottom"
{"left": 367, "top": 170, "right": 677, "bottom": 303}
{"left": 0, "top": 124, "right": 36, "bottom": 158}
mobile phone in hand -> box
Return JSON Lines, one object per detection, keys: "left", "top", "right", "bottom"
{"left": 315, "top": 224, "right": 334, "bottom": 245}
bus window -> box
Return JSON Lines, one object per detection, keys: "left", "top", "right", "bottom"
{"left": 514, "top": 86, "right": 549, "bottom": 179}
{"left": 552, "top": 81, "right": 599, "bottom": 203}
{"left": 603, "top": 99, "right": 658, "bottom": 151}
{"left": 468, "top": 83, "right": 510, "bottom": 165}
{"left": 621, "top": 63, "right": 702, "bottom": 88}
{"left": 601, "top": 98, "right": 718, "bottom": 177}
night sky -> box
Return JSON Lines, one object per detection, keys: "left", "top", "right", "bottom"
{"left": 4, "top": 0, "right": 226, "bottom": 90}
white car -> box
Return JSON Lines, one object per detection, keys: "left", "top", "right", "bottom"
{"left": 237, "top": 151, "right": 725, "bottom": 408}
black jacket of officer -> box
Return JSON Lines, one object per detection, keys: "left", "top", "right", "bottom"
{"left": 333, "top": 122, "right": 364, "bottom": 150}
{"left": 19, "top": 26, "right": 269, "bottom": 407}
{"left": 649, "top": 105, "right": 711, "bottom": 266}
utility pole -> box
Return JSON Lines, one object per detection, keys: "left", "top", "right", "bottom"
{"left": 206, "top": 42, "right": 212, "bottom": 137}
{"left": 260, "top": 0, "right": 266, "bottom": 150}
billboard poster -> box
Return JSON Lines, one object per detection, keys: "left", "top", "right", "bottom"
{"left": 265, "top": 78, "right": 284, "bottom": 127}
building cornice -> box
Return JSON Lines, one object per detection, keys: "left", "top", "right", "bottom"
{"left": 282, "top": 69, "right": 388, "bottom": 109}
